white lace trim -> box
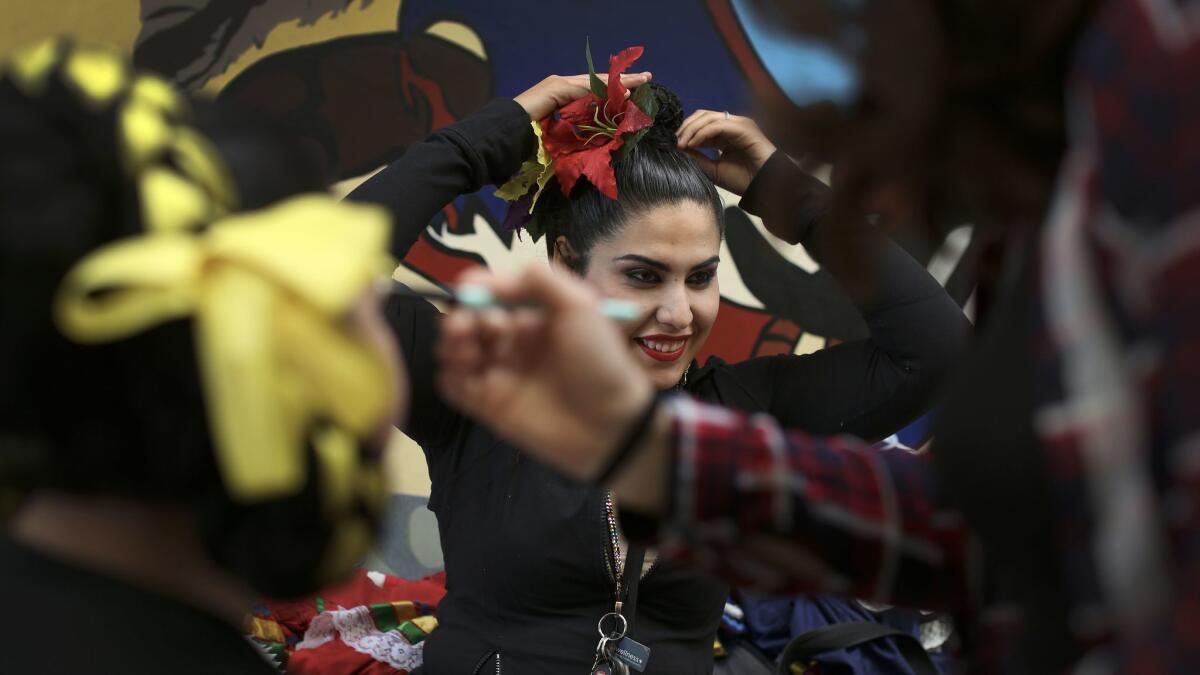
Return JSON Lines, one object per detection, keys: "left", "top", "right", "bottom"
{"left": 296, "top": 605, "right": 425, "bottom": 670}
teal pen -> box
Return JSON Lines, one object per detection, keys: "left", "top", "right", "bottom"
{"left": 380, "top": 280, "right": 641, "bottom": 323}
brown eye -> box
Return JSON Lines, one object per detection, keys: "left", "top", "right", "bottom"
{"left": 687, "top": 270, "right": 715, "bottom": 286}
{"left": 626, "top": 269, "right": 660, "bottom": 284}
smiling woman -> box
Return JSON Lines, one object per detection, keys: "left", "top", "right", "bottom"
{"left": 345, "top": 54, "right": 970, "bottom": 673}
{"left": 583, "top": 201, "right": 722, "bottom": 384}
{"left": 531, "top": 88, "right": 725, "bottom": 388}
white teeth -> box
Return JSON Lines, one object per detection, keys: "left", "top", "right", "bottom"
{"left": 639, "top": 339, "right": 685, "bottom": 353}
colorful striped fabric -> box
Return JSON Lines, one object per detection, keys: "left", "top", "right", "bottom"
{"left": 247, "top": 569, "right": 447, "bottom": 674}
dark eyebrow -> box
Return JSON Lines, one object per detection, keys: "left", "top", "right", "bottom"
{"left": 612, "top": 254, "right": 721, "bottom": 272}
{"left": 612, "top": 254, "right": 669, "bottom": 271}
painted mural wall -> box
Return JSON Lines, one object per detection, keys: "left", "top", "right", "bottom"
{"left": 4, "top": 0, "right": 971, "bottom": 578}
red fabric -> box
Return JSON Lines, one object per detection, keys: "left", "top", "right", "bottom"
{"left": 255, "top": 570, "right": 447, "bottom": 675}
{"left": 266, "top": 570, "right": 446, "bottom": 631}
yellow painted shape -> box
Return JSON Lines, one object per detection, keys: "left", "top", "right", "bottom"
{"left": 330, "top": 164, "right": 385, "bottom": 200}
{"left": 385, "top": 431, "right": 431, "bottom": 497}
{"left": 793, "top": 332, "right": 827, "bottom": 356}
{"left": 424, "top": 21, "right": 486, "bottom": 60}
{"left": 201, "top": 0, "right": 402, "bottom": 95}
{"left": 0, "top": 2, "right": 140, "bottom": 58}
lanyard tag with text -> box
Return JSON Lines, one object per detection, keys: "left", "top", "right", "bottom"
{"left": 614, "top": 636, "right": 651, "bottom": 672}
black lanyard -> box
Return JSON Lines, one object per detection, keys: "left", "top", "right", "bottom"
{"left": 620, "top": 545, "right": 646, "bottom": 626}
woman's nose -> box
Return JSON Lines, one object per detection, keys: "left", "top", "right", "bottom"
{"left": 654, "top": 284, "right": 693, "bottom": 330}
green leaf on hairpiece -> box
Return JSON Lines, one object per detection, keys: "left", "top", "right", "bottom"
{"left": 630, "top": 83, "right": 658, "bottom": 119}
{"left": 614, "top": 85, "right": 659, "bottom": 161}
{"left": 585, "top": 38, "right": 607, "bottom": 99}
{"left": 495, "top": 160, "right": 542, "bottom": 202}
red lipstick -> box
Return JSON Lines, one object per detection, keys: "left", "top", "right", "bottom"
{"left": 634, "top": 334, "right": 689, "bottom": 362}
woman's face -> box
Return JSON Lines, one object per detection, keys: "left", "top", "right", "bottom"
{"left": 572, "top": 201, "right": 722, "bottom": 390}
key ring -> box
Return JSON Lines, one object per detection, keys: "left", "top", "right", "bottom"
{"left": 597, "top": 612, "right": 628, "bottom": 640}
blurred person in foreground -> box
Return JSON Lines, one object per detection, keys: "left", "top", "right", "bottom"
{"left": 0, "top": 40, "right": 404, "bottom": 674}
{"left": 436, "top": 0, "right": 1200, "bottom": 671}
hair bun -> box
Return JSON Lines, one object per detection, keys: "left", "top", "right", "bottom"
{"left": 639, "top": 83, "right": 684, "bottom": 150}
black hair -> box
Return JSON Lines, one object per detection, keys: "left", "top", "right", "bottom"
{"left": 539, "top": 83, "right": 724, "bottom": 270}
{"left": 0, "top": 67, "right": 324, "bottom": 502}
{"left": 0, "top": 49, "right": 383, "bottom": 596}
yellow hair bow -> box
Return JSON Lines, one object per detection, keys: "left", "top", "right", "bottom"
{"left": 55, "top": 195, "right": 394, "bottom": 503}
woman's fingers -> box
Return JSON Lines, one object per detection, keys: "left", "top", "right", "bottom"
{"left": 559, "top": 72, "right": 652, "bottom": 88}
{"left": 518, "top": 72, "right": 654, "bottom": 119}
{"left": 676, "top": 110, "right": 715, "bottom": 148}
{"left": 476, "top": 307, "right": 514, "bottom": 366}
{"left": 677, "top": 111, "right": 735, "bottom": 149}
{"left": 436, "top": 310, "right": 485, "bottom": 375}
{"left": 593, "top": 72, "right": 653, "bottom": 87}
{"left": 684, "top": 120, "right": 747, "bottom": 152}
{"left": 562, "top": 72, "right": 653, "bottom": 100}
{"left": 436, "top": 308, "right": 517, "bottom": 415}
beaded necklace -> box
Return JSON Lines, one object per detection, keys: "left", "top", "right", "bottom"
{"left": 602, "top": 364, "right": 689, "bottom": 597}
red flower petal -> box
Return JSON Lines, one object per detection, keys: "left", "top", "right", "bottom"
{"left": 556, "top": 143, "right": 620, "bottom": 199}
{"left": 541, "top": 117, "right": 584, "bottom": 156}
{"left": 606, "top": 46, "right": 644, "bottom": 120}
{"left": 616, "top": 98, "right": 654, "bottom": 137}
{"left": 559, "top": 94, "right": 601, "bottom": 126}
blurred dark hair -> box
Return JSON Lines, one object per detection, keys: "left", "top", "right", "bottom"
{"left": 0, "top": 73, "right": 324, "bottom": 502}
{"left": 745, "top": 0, "right": 1097, "bottom": 319}
{"left": 538, "top": 83, "right": 724, "bottom": 270}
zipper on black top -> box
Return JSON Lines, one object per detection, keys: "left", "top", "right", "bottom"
{"left": 469, "top": 650, "right": 500, "bottom": 675}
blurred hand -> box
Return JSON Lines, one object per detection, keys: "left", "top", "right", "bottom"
{"left": 677, "top": 110, "right": 777, "bottom": 195}
{"left": 513, "top": 72, "right": 653, "bottom": 121}
{"left": 435, "top": 265, "right": 654, "bottom": 481}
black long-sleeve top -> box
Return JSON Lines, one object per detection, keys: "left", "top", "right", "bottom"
{"left": 347, "top": 99, "right": 970, "bottom": 675}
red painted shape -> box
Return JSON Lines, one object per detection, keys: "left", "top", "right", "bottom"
{"left": 404, "top": 235, "right": 482, "bottom": 283}
{"left": 756, "top": 318, "right": 804, "bottom": 356}
{"left": 441, "top": 204, "right": 460, "bottom": 232}
{"left": 698, "top": 300, "right": 776, "bottom": 363}
{"left": 398, "top": 50, "right": 456, "bottom": 132}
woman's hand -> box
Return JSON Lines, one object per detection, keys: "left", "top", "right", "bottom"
{"left": 677, "top": 110, "right": 777, "bottom": 196}
{"left": 435, "top": 265, "right": 655, "bottom": 482}
{"left": 513, "top": 72, "right": 652, "bottom": 121}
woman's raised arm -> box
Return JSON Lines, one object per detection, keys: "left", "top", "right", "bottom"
{"left": 346, "top": 73, "right": 651, "bottom": 259}
{"left": 680, "top": 112, "right": 971, "bottom": 439}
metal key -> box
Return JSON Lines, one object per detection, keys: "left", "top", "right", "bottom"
{"left": 590, "top": 636, "right": 629, "bottom": 675}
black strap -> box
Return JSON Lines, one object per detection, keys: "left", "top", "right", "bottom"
{"left": 777, "top": 622, "right": 939, "bottom": 675}
{"left": 594, "top": 393, "right": 666, "bottom": 484}
{"left": 621, "top": 545, "right": 647, "bottom": 629}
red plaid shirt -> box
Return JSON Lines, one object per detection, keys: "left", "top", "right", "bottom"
{"left": 651, "top": 395, "right": 971, "bottom": 615}
{"left": 640, "top": 1, "right": 1200, "bottom": 672}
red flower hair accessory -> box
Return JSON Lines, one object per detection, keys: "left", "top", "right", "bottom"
{"left": 495, "top": 41, "right": 658, "bottom": 241}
